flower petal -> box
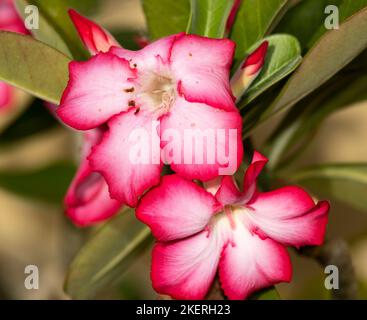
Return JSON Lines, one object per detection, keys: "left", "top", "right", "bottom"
{"left": 66, "top": 170, "right": 122, "bottom": 227}
{"left": 137, "top": 175, "right": 219, "bottom": 241}
{"left": 242, "top": 151, "right": 268, "bottom": 203}
{"left": 89, "top": 109, "right": 162, "bottom": 207}
{"left": 0, "top": 81, "right": 12, "bottom": 109}
{"left": 215, "top": 176, "right": 242, "bottom": 205}
{"left": 247, "top": 186, "right": 329, "bottom": 247}
{"left": 110, "top": 33, "right": 181, "bottom": 72}
{"left": 219, "top": 223, "right": 292, "bottom": 300}
{"left": 160, "top": 97, "right": 243, "bottom": 181}
{"left": 0, "top": 0, "right": 28, "bottom": 34}
{"left": 171, "top": 34, "right": 236, "bottom": 111}
{"left": 69, "top": 9, "right": 120, "bottom": 55}
{"left": 57, "top": 52, "right": 137, "bottom": 130}
{"left": 151, "top": 230, "right": 224, "bottom": 300}
{"left": 65, "top": 129, "right": 122, "bottom": 226}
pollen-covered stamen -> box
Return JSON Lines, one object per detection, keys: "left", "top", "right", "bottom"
{"left": 135, "top": 71, "right": 176, "bottom": 117}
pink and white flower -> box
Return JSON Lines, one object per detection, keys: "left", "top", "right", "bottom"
{"left": 57, "top": 12, "right": 243, "bottom": 207}
{"left": 137, "top": 151, "right": 329, "bottom": 300}
{"left": 0, "top": 0, "right": 28, "bottom": 111}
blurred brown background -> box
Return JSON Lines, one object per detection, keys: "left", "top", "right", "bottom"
{"left": 0, "top": 0, "right": 366, "bottom": 299}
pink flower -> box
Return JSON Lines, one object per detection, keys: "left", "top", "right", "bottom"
{"left": 0, "top": 0, "right": 28, "bottom": 111}
{"left": 137, "top": 151, "right": 329, "bottom": 300}
{"left": 231, "top": 41, "right": 268, "bottom": 101}
{"left": 64, "top": 128, "right": 123, "bottom": 227}
{"left": 57, "top": 12, "right": 243, "bottom": 207}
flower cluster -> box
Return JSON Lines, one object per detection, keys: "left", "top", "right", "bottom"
{"left": 58, "top": 10, "right": 329, "bottom": 299}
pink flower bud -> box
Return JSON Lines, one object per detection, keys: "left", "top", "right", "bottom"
{"left": 231, "top": 41, "right": 268, "bottom": 101}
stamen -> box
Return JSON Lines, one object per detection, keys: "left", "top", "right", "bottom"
{"left": 224, "top": 206, "right": 236, "bottom": 230}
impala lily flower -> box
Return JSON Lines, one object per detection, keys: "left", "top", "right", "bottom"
{"left": 0, "top": 0, "right": 28, "bottom": 111}
{"left": 64, "top": 128, "right": 123, "bottom": 226}
{"left": 58, "top": 11, "right": 243, "bottom": 207}
{"left": 137, "top": 151, "right": 329, "bottom": 300}
{"left": 231, "top": 41, "right": 268, "bottom": 101}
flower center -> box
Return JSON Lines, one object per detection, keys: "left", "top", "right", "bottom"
{"left": 136, "top": 71, "right": 176, "bottom": 117}
{"left": 210, "top": 203, "right": 255, "bottom": 237}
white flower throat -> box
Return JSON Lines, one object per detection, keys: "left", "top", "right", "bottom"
{"left": 126, "top": 69, "right": 177, "bottom": 117}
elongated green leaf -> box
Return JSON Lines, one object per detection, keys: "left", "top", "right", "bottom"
{"left": 0, "top": 162, "right": 75, "bottom": 204}
{"left": 274, "top": 0, "right": 343, "bottom": 49}
{"left": 266, "top": 73, "right": 367, "bottom": 169}
{"left": 285, "top": 164, "right": 367, "bottom": 212}
{"left": 188, "top": 0, "right": 235, "bottom": 38}
{"left": 267, "top": 7, "right": 367, "bottom": 117}
{"left": 231, "top": 0, "right": 289, "bottom": 60}
{"left": 0, "top": 32, "right": 70, "bottom": 104}
{"left": 239, "top": 34, "right": 302, "bottom": 107}
{"left": 16, "top": 0, "right": 90, "bottom": 60}
{"left": 309, "top": 0, "right": 367, "bottom": 46}
{"left": 142, "top": 0, "right": 190, "bottom": 40}
{"left": 65, "top": 211, "right": 152, "bottom": 299}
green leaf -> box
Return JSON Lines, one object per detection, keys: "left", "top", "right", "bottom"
{"left": 0, "top": 162, "right": 75, "bottom": 204}
{"left": 266, "top": 7, "right": 367, "bottom": 118}
{"left": 142, "top": 0, "right": 190, "bottom": 40}
{"left": 309, "top": 0, "right": 367, "bottom": 47}
{"left": 266, "top": 73, "right": 367, "bottom": 169}
{"left": 15, "top": 0, "right": 73, "bottom": 57}
{"left": 250, "top": 286, "right": 280, "bottom": 300}
{"left": 238, "top": 34, "right": 302, "bottom": 107}
{"left": 0, "top": 32, "right": 70, "bottom": 104}
{"left": 15, "top": 0, "right": 90, "bottom": 60}
{"left": 285, "top": 164, "right": 367, "bottom": 212}
{"left": 274, "top": 0, "right": 343, "bottom": 49}
{"left": 65, "top": 211, "right": 152, "bottom": 299}
{"left": 231, "top": 0, "right": 289, "bottom": 61}
{"left": 188, "top": 0, "right": 235, "bottom": 38}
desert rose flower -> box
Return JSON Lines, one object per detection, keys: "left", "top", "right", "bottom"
{"left": 58, "top": 11, "right": 243, "bottom": 207}
{"left": 0, "top": 0, "right": 28, "bottom": 111}
{"left": 231, "top": 41, "right": 268, "bottom": 101}
{"left": 137, "top": 151, "right": 329, "bottom": 300}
